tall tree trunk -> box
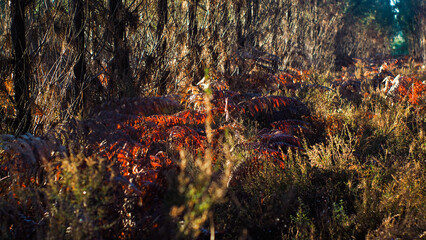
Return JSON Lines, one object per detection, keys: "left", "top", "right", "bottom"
{"left": 422, "top": 23, "right": 426, "bottom": 64}
{"left": 109, "top": 0, "right": 134, "bottom": 98}
{"left": 222, "top": 1, "right": 231, "bottom": 75}
{"left": 11, "top": 0, "right": 31, "bottom": 134}
{"left": 271, "top": 0, "right": 281, "bottom": 55}
{"left": 71, "top": 0, "right": 86, "bottom": 113}
{"left": 245, "top": 0, "right": 252, "bottom": 45}
{"left": 188, "top": 0, "right": 198, "bottom": 49}
{"left": 419, "top": 5, "right": 426, "bottom": 63}
{"left": 206, "top": 0, "right": 218, "bottom": 69}
{"left": 156, "top": 0, "right": 168, "bottom": 41}
{"left": 235, "top": 0, "right": 244, "bottom": 47}
{"left": 156, "top": 0, "right": 169, "bottom": 95}
{"left": 252, "top": 0, "right": 259, "bottom": 27}
{"left": 188, "top": 0, "right": 201, "bottom": 85}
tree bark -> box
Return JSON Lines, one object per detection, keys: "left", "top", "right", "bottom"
{"left": 109, "top": 0, "right": 134, "bottom": 98}
{"left": 11, "top": 0, "right": 31, "bottom": 134}
{"left": 419, "top": 4, "right": 426, "bottom": 63}
{"left": 206, "top": 0, "right": 219, "bottom": 69}
{"left": 71, "top": 0, "right": 86, "bottom": 112}
{"left": 235, "top": 0, "right": 244, "bottom": 47}
{"left": 188, "top": 0, "right": 202, "bottom": 85}
{"left": 156, "top": 0, "right": 169, "bottom": 95}
{"left": 245, "top": 0, "right": 252, "bottom": 45}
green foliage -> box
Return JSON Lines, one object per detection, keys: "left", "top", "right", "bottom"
{"left": 334, "top": 0, "right": 396, "bottom": 62}
{"left": 394, "top": 0, "right": 426, "bottom": 60}
{"left": 345, "top": 0, "right": 394, "bottom": 29}
{"left": 395, "top": 0, "right": 419, "bottom": 34}
{"left": 391, "top": 31, "right": 409, "bottom": 56}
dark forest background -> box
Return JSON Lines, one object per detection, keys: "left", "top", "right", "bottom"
{"left": 0, "top": 0, "right": 425, "bottom": 134}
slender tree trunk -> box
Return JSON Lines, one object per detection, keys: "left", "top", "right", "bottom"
{"left": 188, "top": 0, "right": 202, "bottom": 84}
{"left": 245, "top": 0, "right": 252, "bottom": 45}
{"left": 222, "top": 1, "right": 231, "bottom": 75}
{"left": 71, "top": 0, "right": 86, "bottom": 112}
{"left": 205, "top": 0, "right": 218, "bottom": 70}
{"left": 11, "top": 0, "right": 31, "bottom": 134}
{"left": 422, "top": 27, "right": 426, "bottom": 64}
{"left": 235, "top": 1, "right": 244, "bottom": 47}
{"left": 188, "top": 0, "right": 198, "bottom": 49}
{"left": 109, "top": 0, "right": 134, "bottom": 97}
{"left": 420, "top": 6, "right": 426, "bottom": 63}
{"left": 156, "top": 0, "right": 169, "bottom": 95}
{"left": 252, "top": 0, "right": 259, "bottom": 27}
{"left": 271, "top": 0, "right": 281, "bottom": 55}
{"left": 156, "top": 0, "right": 167, "bottom": 41}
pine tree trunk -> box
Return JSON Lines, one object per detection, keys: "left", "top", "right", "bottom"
{"left": 71, "top": 0, "right": 86, "bottom": 112}
{"left": 11, "top": 0, "right": 31, "bottom": 134}
{"left": 188, "top": 0, "right": 202, "bottom": 84}
{"left": 206, "top": 0, "right": 218, "bottom": 69}
{"left": 109, "top": 0, "right": 134, "bottom": 97}
{"left": 156, "top": 0, "right": 169, "bottom": 95}
{"left": 235, "top": 1, "right": 243, "bottom": 47}
{"left": 420, "top": 6, "right": 426, "bottom": 63}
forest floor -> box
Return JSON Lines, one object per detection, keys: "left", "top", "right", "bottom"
{"left": 1, "top": 57, "right": 425, "bottom": 239}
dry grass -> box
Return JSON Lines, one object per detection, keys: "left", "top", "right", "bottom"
{"left": 1, "top": 58, "right": 425, "bottom": 239}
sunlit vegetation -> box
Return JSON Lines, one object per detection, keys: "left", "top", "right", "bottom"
{"left": 1, "top": 0, "right": 425, "bottom": 239}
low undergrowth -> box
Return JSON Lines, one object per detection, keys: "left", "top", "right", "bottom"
{"left": 1, "top": 58, "right": 425, "bottom": 239}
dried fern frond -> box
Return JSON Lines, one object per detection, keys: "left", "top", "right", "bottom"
{"left": 236, "top": 96, "right": 310, "bottom": 126}
{"left": 96, "top": 96, "right": 182, "bottom": 116}
{"left": 145, "top": 110, "right": 207, "bottom": 127}
{"left": 259, "top": 131, "right": 303, "bottom": 150}
{"left": 227, "top": 147, "right": 286, "bottom": 187}
{"left": 270, "top": 120, "right": 313, "bottom": 136}
{"left": 0, "top": 133, "right": 56, "bottom": 189}
{"left": 0, "top": 133, "right": 54, "bottom": 166}
{"left": 168, "top": 125, "right": 206, "bottom": 152}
